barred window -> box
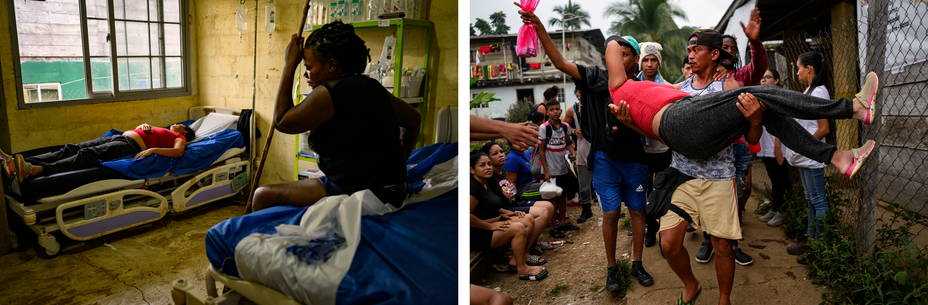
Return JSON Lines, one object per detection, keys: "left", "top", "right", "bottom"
{"left": 10, "top": 0, "right": 189, "bottom": 108}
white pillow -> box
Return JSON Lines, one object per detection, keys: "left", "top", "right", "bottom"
{"left": 189, "top": 113, "right": 239, "bottom": 142}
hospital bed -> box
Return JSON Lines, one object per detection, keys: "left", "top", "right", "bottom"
{"left": 4, "top": 106, "right": 252, "bottom": 257}
{"left": 171, "top": 142, "right": 458, "bottom": 305}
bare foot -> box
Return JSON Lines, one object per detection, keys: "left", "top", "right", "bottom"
{"left": 851, "top": 97, "right": 868, "bottom": 122}
{"left": 683, "top": 282, "right": 702, "bottom": 303}
{"left": 830, "top": 150, "right": 853, "bottom": 174}
{"left": 516, "top": 265, "right": 546, "bottom": 277}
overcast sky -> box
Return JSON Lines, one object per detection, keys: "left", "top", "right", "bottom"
{"left": 470, "top": 0, "right": 733, "bottom": 37}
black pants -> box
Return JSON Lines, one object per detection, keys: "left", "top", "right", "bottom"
{"left": 761, "top": 157, "right": 792, "bottom": 213}
{"left": 660, "top": 85, "right": 853, "bottom": 162}
{"left": 645, "top": 151, "right": 672, "bottom": 236}
{"left": 27, "top": 135, "right": 142, "bottom": 175}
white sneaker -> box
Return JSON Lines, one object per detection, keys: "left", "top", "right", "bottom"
{"left": 767, "top": 212, "right": 786, "bottom": 227}
{"left": 759, "top": 211, "right": 777, "bottom": 222}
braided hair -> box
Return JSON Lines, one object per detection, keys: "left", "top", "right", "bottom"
{"left": 303, "top": 21, "right": 370, "bottom": 75}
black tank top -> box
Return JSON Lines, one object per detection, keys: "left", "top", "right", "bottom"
{"left": 315, "top": 75, "right": 407, "bottom": 194}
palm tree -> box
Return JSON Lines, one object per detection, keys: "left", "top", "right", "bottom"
{"left": 603, "top": 0, "right": 692, "bottom": 81}
{"left": 489, "top": 11, "right": 510, "bottom": 35}
{"left": 547, "top": 0, "right": 591, "bottom": 30}
{"left": 473, "top": 18, "right": 493, "bottom": 36}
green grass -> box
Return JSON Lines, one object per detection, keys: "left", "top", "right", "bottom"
{"left": 546, "top": 284, "right": 570, "bottom": 296}
{"left": 611, "top": 257, "right": 634, "bottom": 297}
{"left": 589, "top": 285, "right": 602, "bottom": 292}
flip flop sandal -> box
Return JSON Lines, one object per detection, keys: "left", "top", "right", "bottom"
{"left": 518, "top": 269, "right": 548, "bottom": 281}
{"left": 549, "top": 228, "right": 566, "bottom": 238}
{"left": 678, "top": 286, "right": 702, "bottom": 305}
{"left": 526, "top": 255, "right": 547, "bottom": 266}
{"left": 537, "top": 241, "right": 555, "bottom": 251}
{"left": 558, "top": 223, "right": 581, "bottom": 231}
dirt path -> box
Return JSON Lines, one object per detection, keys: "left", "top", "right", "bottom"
{"left": 476, "top": 197, "right": 825, "bottom": 304}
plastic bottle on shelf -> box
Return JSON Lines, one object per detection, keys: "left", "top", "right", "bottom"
{"left": 368, "top": 0, "right": 380, "bottom": 21}
{"left": 380, "top": 0, "right": 390, "bottom": 16}
{"left": 350, "top": 0, "right": 363, "bottom": 23}
{"left": 328, "top": 2, "right": 337, "bottom": 22}
{"left": 337, "top": 0, "right": 346, "bottom": 21}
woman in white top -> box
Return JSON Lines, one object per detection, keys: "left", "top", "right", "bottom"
{"left": 783, "top": 51, "right": 832, "bottom": 264}
{"left": 757, "top": 69, "right": 791, "bottom": 227}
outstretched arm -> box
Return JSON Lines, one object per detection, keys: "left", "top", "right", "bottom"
{"left": 515, "top": 2, "right": 581, "bottom": 80}
{"left": 606, "top": 41, "right": 628, "bottom": 89}
{"left": 470, "top": 115, "right": 540, "bottom": 150}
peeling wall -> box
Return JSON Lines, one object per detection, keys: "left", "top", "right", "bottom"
{"left": 194, "top": 0, "right": 457, "bottom": 186}
{"left": 0, "top": 0, "right": 199, "bottom": 154}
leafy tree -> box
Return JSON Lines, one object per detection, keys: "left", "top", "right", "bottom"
{"left": 547, "top": 0, "right": 591, "bottom": 30}
{"left": 470, "top": 23, "right": 476, "bottom": 36}
{"left": 603, "top": 0, "right": 692, "bottom": 82}
{"left": 489, "top": 11, "right": 510, "bottom": 35}
{"left": 474, "top": 18, "right": 493, "bottom": 36}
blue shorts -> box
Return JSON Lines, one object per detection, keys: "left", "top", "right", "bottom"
{"left": 505, "top": 200, "right": 536, "bottom": 213}
{"left": 591, "top": 151, "right": 648, "bottom": 212}
{"left": 315, "top": 177, "right": 407, "bottom": 208}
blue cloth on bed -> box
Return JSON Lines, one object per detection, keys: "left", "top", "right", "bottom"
{"left": 206, "top": 205, "right": 308, "bottom": 277}
{"left": 336, "top": 197, "right": 457, "bottom": 305}
{"left": 98, "top": 126, "right": 243, "bottom": 179}
{"left": 203, "top": 143, "right": 457, "bottom": 304}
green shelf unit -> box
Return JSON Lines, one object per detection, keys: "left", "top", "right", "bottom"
{"left": 295, "top": 18, "right": 433, "bottom": 181}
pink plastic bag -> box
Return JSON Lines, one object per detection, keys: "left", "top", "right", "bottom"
{"left": 516, "top": 0, "right": 540, "bottom": 57}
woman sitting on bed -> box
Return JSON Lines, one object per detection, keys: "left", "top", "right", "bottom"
{"left": 1, "top": 123, "right": 194, "bottom": 183}
{"left": 249, "top": 21, "right": 421, "bottom": 212}
{"left": 471, "top": 151, "right": 549, "bottom": 281}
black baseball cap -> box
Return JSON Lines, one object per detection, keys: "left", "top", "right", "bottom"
{"left": 688, "top": 29, "right": 734, "bottom": 60}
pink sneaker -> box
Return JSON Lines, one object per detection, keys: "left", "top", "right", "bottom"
{"left": 846, "top": 140, "right": 875, "bottom": 179}
{"left": 856, "top": 72, "right": 879, "bottom": 125}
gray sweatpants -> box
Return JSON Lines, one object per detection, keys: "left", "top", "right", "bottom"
{"left": 659, "top": 85, "right": 853, "bottom": 163}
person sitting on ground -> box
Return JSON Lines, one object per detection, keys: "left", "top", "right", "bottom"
{"left": 470, "top": 152, "right": 548, "bottom": 281}
{"left": 605, "top": 37, "right": 879, "bottom": 179}
{"left": 3, "top": 123, "right": 194, "bottom": 182}
{"left": 481, "top": 141, "right": 557, "bottom": 252}
{"left": 249, "top": 21, "right": 422, "bottom": 212}
{"left": 537, "top": 100, "right": 581, "bottom": 238}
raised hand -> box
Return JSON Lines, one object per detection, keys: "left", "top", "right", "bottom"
{"left": 740, "top": 8, "right": 762, "bottom": 42}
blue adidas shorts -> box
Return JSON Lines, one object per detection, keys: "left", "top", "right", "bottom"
{"left": 591, "top": 151, "right": 648, "bottom": 212}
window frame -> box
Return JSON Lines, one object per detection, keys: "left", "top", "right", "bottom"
{"left": 23, "top": 82, "right": 64, "bottom": 103}
{"left": 8, "top": 0, "right": 191, "bottom": 109}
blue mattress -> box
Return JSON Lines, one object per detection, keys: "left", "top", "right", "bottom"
{"left": 100, "top": 128, "right": 244, "bottom": 179}
{"left": 204, "top": 143, "right": 457, "bottom": 304}
{"left": 17, "top": 127, "right": 244, "bottom": 202}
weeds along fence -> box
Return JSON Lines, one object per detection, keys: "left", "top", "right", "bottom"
{"left": 749, "top": 2, "right": 928, "bottom": 260}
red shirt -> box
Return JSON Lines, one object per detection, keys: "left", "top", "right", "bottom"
{"left": 131, "top": 127, "right": 186, "bottom": 149}
{"left": 609, "top": 80, "right": 690, "bottom": 139}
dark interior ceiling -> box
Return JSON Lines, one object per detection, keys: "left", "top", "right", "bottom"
{"left": 718, "top": 0, "right": 853, "bottom": 41}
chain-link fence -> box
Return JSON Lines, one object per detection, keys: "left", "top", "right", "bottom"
{"left": 748, "top": 0, "right": 928, "bottom": 280}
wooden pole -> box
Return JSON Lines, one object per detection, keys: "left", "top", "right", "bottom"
{"left": 244, "top": 0, "right": 312, "bottom": 214}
